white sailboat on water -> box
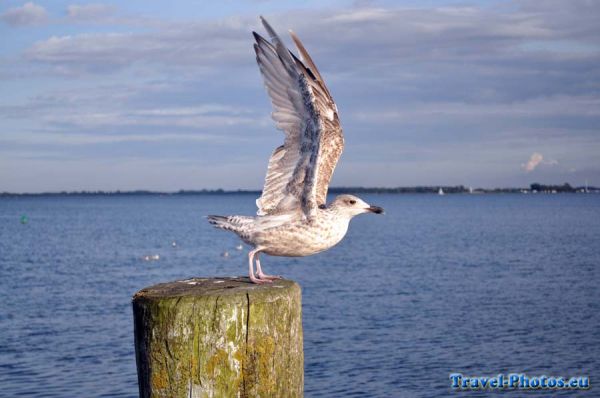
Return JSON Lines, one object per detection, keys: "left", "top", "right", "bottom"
{"left": 438, "top": 187, "right": 445, "bottom": 196}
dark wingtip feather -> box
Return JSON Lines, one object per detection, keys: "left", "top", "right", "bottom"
{"left": 260, "top": 16, "right": 276, "bottom": 39}
{"left": 253, "top": 31, "right": 272, "bottom": 50}
{"left": 290, "top": 51, "right": 316, "bottom": 80}
{"left": 255, "top": 17, "right": 297, "bottom": 76}
{"left": 288, "top": 29, "right": 330, "bottom": 97}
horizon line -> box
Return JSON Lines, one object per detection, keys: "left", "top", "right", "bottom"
{"left": 1, "top": 183, "right": 596, "bottom": 196}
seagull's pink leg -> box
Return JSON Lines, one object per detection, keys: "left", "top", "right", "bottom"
{"left": 248, "top": 248, "right": 269, "bottom": 284}
{"left": 255, "top": 253, "right": 282, "bottom": 281}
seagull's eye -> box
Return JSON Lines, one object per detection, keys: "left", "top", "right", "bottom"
{"left": 349, "top": 200, "right": 356, "bottom": 205}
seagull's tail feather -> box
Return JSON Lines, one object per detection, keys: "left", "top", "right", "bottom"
{"left": 207, "top": 215, "right": 254, "bottom": 234}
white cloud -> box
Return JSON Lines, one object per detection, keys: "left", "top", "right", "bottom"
{"left": 0, "top": 93, "right": 267, "bottom": 133}
{"left": 67, "top": 3, "right": 116, "bottom": 21}
{"left": 0, "top": 131, "right": 222, "bottom": 146}
{"left": 523, "top": 152, "right": 543, "bottom": 171}
{"left": 25, "top": 25, "right": 251, "bottom": 71}
{"left": 20, "top": 2, "right": 600, "bottom": 81}
{"left": 522, "top": 152, "right": 558, "bottom": 172}
{"left": 1, "top": 2, "right": 47, "bottom": 26}
{"left": 40, "top": 108, "right": 264, "bottom": 130}
{"left": 353, "top": 96, "right": 600, "bottom": 123}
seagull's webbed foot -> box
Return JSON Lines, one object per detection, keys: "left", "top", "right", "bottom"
{"left": 256, "top": 272, "right": 282, "bottom": 281}
{"left": 249, "top": 273, "right": 272, "bottom": 284}
{"left": 255, "top": 255, "right": 281, "bottom": 281}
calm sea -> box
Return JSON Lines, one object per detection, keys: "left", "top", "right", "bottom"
{"left": 0, "top": 193, "right": 598, "bottom": 397}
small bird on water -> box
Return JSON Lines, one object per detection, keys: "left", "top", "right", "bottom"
{"left": 208, "top": 17, "right": 384, "bottom": 284}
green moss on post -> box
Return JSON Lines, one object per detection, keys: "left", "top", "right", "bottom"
{"left": 132, "top": 277, "right": 303, "bottom": 398}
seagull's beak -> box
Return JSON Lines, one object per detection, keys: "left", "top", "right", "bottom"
{"left": 367, "top": 205, "right": 384, "bottom": 214}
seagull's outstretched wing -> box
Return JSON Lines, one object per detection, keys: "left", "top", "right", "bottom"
{"left": 253, "top": 17, "right": 343, "bottom": 220}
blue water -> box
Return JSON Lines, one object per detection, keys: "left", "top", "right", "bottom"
{"left": 1, "top": 194, "right": 599, "bottom": 397}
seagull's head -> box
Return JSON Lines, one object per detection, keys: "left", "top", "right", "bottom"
{"left": 329, "top": 194, "right": 384, "bottom": 217}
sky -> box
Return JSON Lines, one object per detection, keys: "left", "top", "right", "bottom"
{"left": 1, "top": 0, "right": 599, "bottom": 193}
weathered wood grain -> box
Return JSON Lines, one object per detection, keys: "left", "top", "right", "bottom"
{"left": 132, "top": 277, "right": 303, "bottom": 398}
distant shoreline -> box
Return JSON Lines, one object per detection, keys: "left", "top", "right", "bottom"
{"left": 1, "top": 184, "right": 597, "bottom": 197}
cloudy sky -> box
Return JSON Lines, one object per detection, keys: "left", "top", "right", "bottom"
{"left": 1, "top": 0, "right": 599, "bottom": 192}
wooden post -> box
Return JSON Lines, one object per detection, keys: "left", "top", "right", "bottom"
{"left": 132, "top": 277, "right": 303, "bottom": 398}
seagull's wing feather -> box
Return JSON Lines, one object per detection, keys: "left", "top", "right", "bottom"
{"left": 289, "top": 35, "right": 344, "bottom": 208}
{"left": 254, "top": 17, "right": 343, "bottom": 219}
{"left": 289, "top": 30, "right": 332, "bottom": 98}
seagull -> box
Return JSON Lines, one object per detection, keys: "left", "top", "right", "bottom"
{"left": 208, "top": 17, "right": 384, "bottom": 284}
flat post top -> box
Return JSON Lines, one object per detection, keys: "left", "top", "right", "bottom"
{"left": 132, "top": 277, "right": 299, "bottom": 301}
